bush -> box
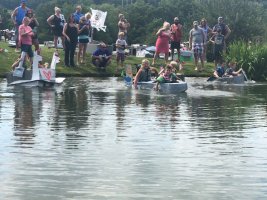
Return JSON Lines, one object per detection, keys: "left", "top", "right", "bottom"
{"left": 225, "top": 41, "right": 267, "bottom": 81}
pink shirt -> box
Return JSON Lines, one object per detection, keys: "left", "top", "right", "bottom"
{"left": 19, "top": 24, "right": 33, "bottom": 45}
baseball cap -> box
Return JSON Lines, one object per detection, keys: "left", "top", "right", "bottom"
{"left": 174, "top": 17, "right": 179, "bottom": 21}
{"left": 21, "top": 0, "right": 27, "bottom": 3}
{"left": 193, "top": 21, "right": 198, "bottom": 25}
{"left": 218, "top": 16, "right": 223, "bottom": 20}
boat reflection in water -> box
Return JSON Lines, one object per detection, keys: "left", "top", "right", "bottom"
{"left": 0, "top": 77, "right": 267, "bottom": 199}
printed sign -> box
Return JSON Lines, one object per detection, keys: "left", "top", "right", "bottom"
{"left": 90, "top": 8, "right": 107, "bottom": 32}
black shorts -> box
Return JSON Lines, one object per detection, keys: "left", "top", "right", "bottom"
{"left": 214, "top": 50, "right": 223, "bottom": 62}
{"left": 21, "top": 44, "right": 33, "bottom": 58}
{"left": 171, "top": 41, "right": 180, "bottom": 49}
{"left": 92, "top": 57, "right": 109, "bottom": 68}
{"left": 53, "top": 27, "right": 63, "bottom": 37}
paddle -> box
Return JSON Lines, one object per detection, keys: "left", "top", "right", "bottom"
{"left": 124, "top": 64, "right": 133, "bottom": 87}
{"left": 241, "top": 68, "right": 248, "bottom": 81}
{"left": 207, "top": 76, "right": 217, "bottom": 82}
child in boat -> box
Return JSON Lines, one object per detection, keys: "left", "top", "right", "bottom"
{"left": 224, "top": 61, "right": 242, "bottom": 77}
{"left": 134, "top": 59, "right": 152, "bottom": 89}
{"left": 213, "top": 61, "right": 226, "bottom": 78}
{"left": 154, "top": 64, "right": 178, "bottom": 90}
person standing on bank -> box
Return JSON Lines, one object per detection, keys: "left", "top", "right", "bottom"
{"left": 118, "top": 14, "right": 130, "bottom": 41}
{"left": 73, "top": 5, "right": 84, "bottom": 24}
{"left": 62, "top": 14, "right": 78, "bottom": 67}
{"left": 77, "top": 16, "right": 90, "bottom": 65}
{"left": 212, "top": 17, "right": 231, "bottom": 51}
{"left": 199, "top": 18, "right": 212, "bottom": 62}
{"left": 170, "top": 17, "right": 182, "bottom": 61}
{"left": 47, "top": 7, "right": 65, "bottom": 49}
{"left": 25, "top": 9, "right": 39, "bottom": 51}
{"left": 19, "top": 17, "right": 34, "bottom": 66}
{"left": 152, "top": 21, "right": 172, "bottom": 66}
{"left": 11, "top": 0, "right": 29, "bottom": 53}
{"left": 189, "top": 21, "right": 205, "bottom": 72}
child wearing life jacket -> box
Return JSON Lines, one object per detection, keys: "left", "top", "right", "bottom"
{"left": 154, "top": 64, "right": 177, "bottom": 91}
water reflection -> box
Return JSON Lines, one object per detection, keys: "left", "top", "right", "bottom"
{"left": 0, "top": 77, "right": 267, "bottom": 199}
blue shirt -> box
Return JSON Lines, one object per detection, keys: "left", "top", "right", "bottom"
{"left": 93, "top": 48, "right": 111, "bottom": 57}
{"left": 73, "top": 12, "right": 84, "bottom": 24}
{"left": 16, "top": 6, "right": 29, "bottom": 25}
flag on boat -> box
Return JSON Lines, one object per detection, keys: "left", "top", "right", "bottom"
{"left": 90, "top": 8, "right": 107, "bottom": 32}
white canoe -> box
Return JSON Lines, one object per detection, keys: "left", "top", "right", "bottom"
{"left": 7, "top": 51, "right": 64, "bottom": 87}
{"left": 137, "top": 81, "right": 188, "bottom": 93}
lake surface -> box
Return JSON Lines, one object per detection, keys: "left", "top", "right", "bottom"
{"left": 0, "top": 77, "right": 267, "bottom": 200}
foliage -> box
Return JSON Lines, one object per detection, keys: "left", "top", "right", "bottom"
{"left": 0, "top": 41, "right": 214, "bottom": 78}
{"left": 197, "top": 0, "right": 267, "bottom": 42}
{"left": 0, "top": 8, "right": 12, "bottom": 30}
{"left": 1, "top": 0, "right": 267, "bottom": 44}
{"left": 225, "top": 41, "right": 267, "bottom": 81}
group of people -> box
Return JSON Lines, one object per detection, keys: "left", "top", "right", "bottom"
{"left": 10, "top": 0, "right": 131, "bottom": 71}
{"left": 152, "top": 17, "right": 182, "bottom": 66}
{"left": 152, "top": 16, "right": 231, "bottom": 72}
{"left": 11, "top": 0, "right": 93, "bottom": 68}
{"left": 10, "top": 0, "right": 234, "bottom": 78}
{"left": 189, "top": 17, "right": 231, "bottom": 71}
{"left": 133, "top": 58, "right": 181, "bottom": 90}
{"left": 47, "top": 5, "right": 92, "bottom": 67}
{"left": 211, "top": 60, "right": 243, "bottom": 80}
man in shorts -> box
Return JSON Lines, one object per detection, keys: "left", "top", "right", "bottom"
{"left": 11, "top": 0, "right": 30, "bottom": 52}
{"left": 170, "top": 17, "right": 182, "bottom": 61}
{"left": 189, "top": 21, "right": 205, "bottom": 71}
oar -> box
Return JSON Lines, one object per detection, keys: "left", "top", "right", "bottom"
{"left": 207, "top": 76, "right": 217, "bottom": 82}
{"left": 241, "top": 68, "right": 248, "bottom": 81}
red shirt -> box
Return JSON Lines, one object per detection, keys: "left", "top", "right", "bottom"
{"left": 170, "top": 23, "right": 182, "bottom": 42}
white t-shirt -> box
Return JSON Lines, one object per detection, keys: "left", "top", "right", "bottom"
{"left": 116, "top": 38, "right": 127, "bottom": 54}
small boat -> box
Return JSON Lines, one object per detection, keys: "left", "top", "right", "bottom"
{"left": 6, "top": 51, "right": 65, "bottom": 87}
{"left": 208, "top": 74, "right": 245, "bottom": 84}
{"left": 137, "top": 80, "right": 188, "bottom": 93}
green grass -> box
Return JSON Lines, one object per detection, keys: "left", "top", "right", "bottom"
{"left": 0, "top": 41, "right": 214, "bottom": 78}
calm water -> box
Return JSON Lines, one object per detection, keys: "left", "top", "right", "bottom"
{"left": 0, "top": 77, "right": 267, "bottom": 200}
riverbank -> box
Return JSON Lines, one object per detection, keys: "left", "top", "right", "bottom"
{"left": 0, "top": 41, "right": 214, "bottom": 78}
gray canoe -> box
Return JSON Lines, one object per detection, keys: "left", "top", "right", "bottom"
{"left": 215, "top": 74, "right": 245, "bottom": 84}
{"left": 137, "top": 81, "right": 188, "bottom": 93}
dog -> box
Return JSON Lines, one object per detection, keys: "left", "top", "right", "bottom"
{"left": 0, "top": 29, "right": 13, "bottom": 41}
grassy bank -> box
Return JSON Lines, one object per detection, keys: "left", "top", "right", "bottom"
{"left": 0, "top": 41, "right": 214, "bottom": 78}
